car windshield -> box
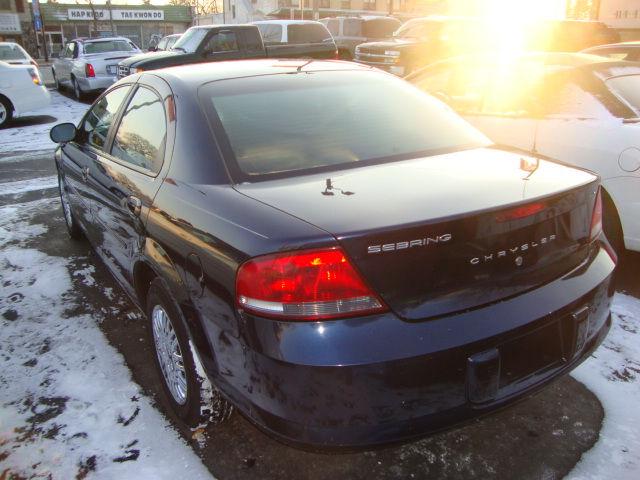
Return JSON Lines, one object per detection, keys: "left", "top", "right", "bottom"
{"left": 393, "top": 19, "right": 434, "bottom": 39}
{"left": 202, "top": 70, "right": 489, "bottom": 179}
{"left": 0, "top": 44, "right": 27, "bottom": 60}
{"left": 606, "top": 75, "right": 640, "bottom": 115}
{"left": 84, "top": 40, "right": 135, "bottom": 54}
{"left": 172, "top": 27, "right": 208, "bottom": 52}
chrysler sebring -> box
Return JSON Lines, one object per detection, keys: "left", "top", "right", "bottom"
{"left": 50, "top": 59, "right": 616, "bottom": 447}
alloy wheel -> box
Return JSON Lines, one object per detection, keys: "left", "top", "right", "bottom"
{"left": 0, "top": 102, "right": 7, "bottom": 126}
{"left": 151, "top": 305, "right": 188, "bottom": 405}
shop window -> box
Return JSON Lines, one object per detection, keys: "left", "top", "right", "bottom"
{"left": 0, "top": 0, "right": 11, "bottom": 10}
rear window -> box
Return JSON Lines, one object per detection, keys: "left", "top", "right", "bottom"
{"left": 0, "top": 43, "right": 27, "bottom": 60}
{"left": 172, "top": 27, "right": 208, "bottom": 53}
{"left": 288, "top": 24, "right": 333, "bottom": 44}
{"left": 202, "top": 70, "right": 489, "bottom": 180}
{"left": 362, "top": 18, "right": 401, "bottom": 38}
{"left": 606, "top": 75, "right": 640, "bottom": 114}
{"left": 84, "top": 40, "right": 135, "bottom": 54}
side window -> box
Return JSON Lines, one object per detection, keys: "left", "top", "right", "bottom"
{"left": 541, "top": 72, "right": 619, "bottom": 119}
{"left": 110, "top": 87, "right": 167, "bottom": 173}
{"left": 78, "top": 86, "right": 131, "bottom": 150}
{"left": 343, "top": 19, "right": 362, "bottom": 37}
{"left": 257, "top": 24, "right": 282, "bottom": 43}
{"left": 325, "top": 19, "right": 340, "bottom": 37}
{"left": 203, "top": 31, "right": 239, "bottom": 53}
{"left": 70, "top": 42, "right": 78, "bottom": 58}
{"left": 157, "top": 37, "right": 168, "bottom": 50}
{"left": 67, "top": 42, "right": 76, "bottom": 58}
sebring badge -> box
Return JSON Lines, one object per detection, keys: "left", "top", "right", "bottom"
{"left": 368, "top": 234, "right": 453, "bottom": 254}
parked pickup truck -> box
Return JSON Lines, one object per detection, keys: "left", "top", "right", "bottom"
{"left": 118, "top": 24, "right": 337, "bottom": 78}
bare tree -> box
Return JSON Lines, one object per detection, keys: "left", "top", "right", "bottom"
{"left": 76, "top": 0, "right": 100, "bottom": 36}
{"left": 168, "top": 0, "right": 221, "bottom": 16}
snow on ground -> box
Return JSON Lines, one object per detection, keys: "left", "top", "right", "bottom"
{"left": 0, "top": 90, "right": 87, "bottom": 154}
{"left": 0, "top": 176, "right": 57, "bottom": 196}
{"left": 0, "top": 199, "right": 213, "bottom": 479}
{"left": 568, "top": 294, "right": 640, "bottom": 479}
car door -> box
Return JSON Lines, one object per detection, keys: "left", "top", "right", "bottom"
{"left": 87, "top": 75, "right": 174, "bottom": 292}
{"left": 199, "top": 29, "right": 245, "bottom": 62}
{"left": 534, "top": 71, "right": 640, "bottom": 249}
{"left": 59, "top": 85, "right": 133, "bottom": 231}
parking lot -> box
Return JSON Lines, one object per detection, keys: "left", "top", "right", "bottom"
{"left": 1, "top": 84, "right": 639, "bottom": 480}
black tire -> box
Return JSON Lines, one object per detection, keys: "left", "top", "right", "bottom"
{"left": 58, "top": 174, "right": 83, "bottom": 240}
{"left": 146, "top": 277, "right": 233, "bottom": 428}
{"left": 71, "top": 77, "right": 84, "bottom": 101}
{"left": 602, "top": 190, "right": 625, "bottom": 257}
{"left": 0, "top": 96, "right": 13, "bottom": 128}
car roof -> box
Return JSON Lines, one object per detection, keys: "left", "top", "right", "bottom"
{"left": 141, "top": 58, "right": 373, "bottom": 89}
{"left": 75, "top": 37, "right": 132, "bottom": 43}
{"left": 252, "top": 20, "right": 324, "bottom": 25}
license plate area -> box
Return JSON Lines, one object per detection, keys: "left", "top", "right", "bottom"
{"left": 499, "top": 320, "right": 564, "bottom": 391}
{"left": 107, "top": 65, "right": 117, "bottom": 74}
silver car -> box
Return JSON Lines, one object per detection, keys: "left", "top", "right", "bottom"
{"left": 52, "top": 37, "right": 141, "bottom": 100}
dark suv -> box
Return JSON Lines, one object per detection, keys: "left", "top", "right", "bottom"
{"left": 355, "top": 16, "right": 620, "bottom": 76}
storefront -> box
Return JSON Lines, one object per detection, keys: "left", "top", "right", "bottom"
{"left": 37, "top": 3, "right": 192, "bottom": 56}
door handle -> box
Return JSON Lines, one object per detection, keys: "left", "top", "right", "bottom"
{"left": 82, "top": 166, "right": 89, "bottom": 181}
{"left": 126, "top": 196, "right": 142, "bottom": 217}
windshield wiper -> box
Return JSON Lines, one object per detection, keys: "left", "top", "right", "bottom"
{"left": 172, "top": 47, "right": 186, "bottom": 53}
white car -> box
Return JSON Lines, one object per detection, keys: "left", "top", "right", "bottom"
{"left": 0, "top": 61, "right": 50, "bottom": 128}
{"left": 0, "top": 42, "right": 37, "bottom": 66}
{"left": 408, "top": 52, "right": 640, "bottom": 254}
{"left": 52, "top": 37, "right": 141, "bottom": 100}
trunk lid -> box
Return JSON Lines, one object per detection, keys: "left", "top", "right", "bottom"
{"left": 235, "top": 148, "right": 599, "bottom": 320}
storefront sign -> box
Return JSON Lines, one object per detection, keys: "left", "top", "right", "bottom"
{"left": 67, "top": 9, "right": 165, "bottom": 22}
{"left": 0, "top": 13, "right": 21, "bottom": 34}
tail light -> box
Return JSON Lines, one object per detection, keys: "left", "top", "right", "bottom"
{"left": 27, "top": 67, "right": 41, "bottom": 85}
{"left": 590, "top": 187, "right": 603, "bottom": 241}
{"left": 496, "top": 202, "right": 546, "bottom": 223}
{"left": 85, "top": 63, "right": 96, "bottom": 78}
{"left": 236, "top": 247, "right": 387, "bottom": 321}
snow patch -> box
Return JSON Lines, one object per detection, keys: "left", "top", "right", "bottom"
{"left": 0, "top": 199, "right": 213, "bottom": 480}
{"left": 0, "top": 176, "right": 58, "bottom": 196}
{"left": 568, "top": 293, "right": 640, "bottom": 479}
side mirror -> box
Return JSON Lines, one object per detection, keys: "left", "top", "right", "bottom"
{"left": 50, "top": 123, "right": 77, "bottom": 143}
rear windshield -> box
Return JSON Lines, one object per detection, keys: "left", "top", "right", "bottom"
{"left": 288, "top": 24, "right": 333, "bottom": 44}
{"left": 202, "top": 70, "right": 489, "bottom": 180}
{"left": 0, "top": 43, "right": 27, "bottom": 60}
{"left": 606, "top": 75, "right": 640, "bottom": 114}
{"left": 84, "top": 40, "right": 135, "bottom": 54}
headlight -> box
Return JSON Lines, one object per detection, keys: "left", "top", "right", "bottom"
{"left": 131, "top": 67, "right": 143, "bottom": 74}
{"left": 384, "top": 50, "right": 400, "bottom": 57}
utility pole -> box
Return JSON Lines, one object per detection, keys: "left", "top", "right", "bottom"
{"left": 106, "top": 0, "right": 116, "bottom": 36}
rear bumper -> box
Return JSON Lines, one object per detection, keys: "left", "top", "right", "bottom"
{"left": 12, "top": 85, "right": 50, "bottom": 117}
{"left": 208, "top": 244, "right": 615, "bottom": 447}
{"left": 77, "top": 74, "right": 117, "bottom": 92}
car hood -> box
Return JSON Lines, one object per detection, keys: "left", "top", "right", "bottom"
{"left": 119, "top": 49, "right": 182, "bottom": 67}
{"left": 358, "top": 38, "right": 418, "bottom": 50}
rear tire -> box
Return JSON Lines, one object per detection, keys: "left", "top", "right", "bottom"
{"left": 602, "top": 190, "right": 625, "bottom": 256}
{"left": 58, "top": 173, "right": 83, "bottom": 240}
{"left": 0, "top": 96, "right": 13, "bottom": 128}
{"left": 146, "top": 278, "right": 233, "bottom": 428}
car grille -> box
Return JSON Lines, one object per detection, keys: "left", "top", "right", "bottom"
{"left": 117, "top": 64, "right": 130, "bottom": 79}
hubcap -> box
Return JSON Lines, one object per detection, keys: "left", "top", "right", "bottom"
{"left": 152, "top": 305, "right": 188, "bottom": 405}
{"left": 0, "top": 102, "right": 6, "bottom": 124}
{"left": 58, "top": 177, "right": 73, "bottom": 227}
